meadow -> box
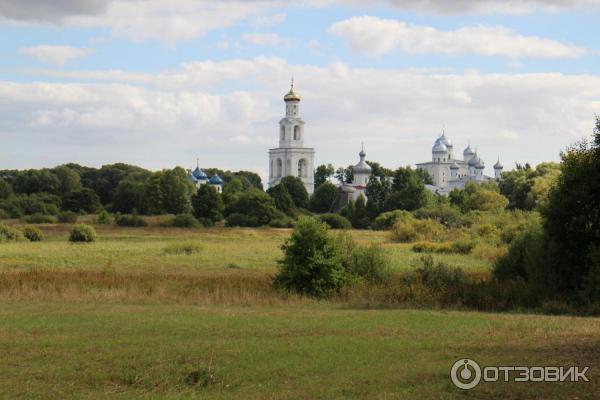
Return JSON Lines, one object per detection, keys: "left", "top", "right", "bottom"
{"left": 1, "top": 221, "right": 599, "bottom": 399}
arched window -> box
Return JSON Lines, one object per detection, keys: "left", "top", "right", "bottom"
{"left": 293, "top": 126, "right": 300, "bottom": 140}
{"left": 276, "top": 159, "right": 282, "bottom": 177}
{"left": 280, "top": 126, "right": 285, "bottom": 141}
{"left": 298, "top": 159, "right": 307, "bottom": 178}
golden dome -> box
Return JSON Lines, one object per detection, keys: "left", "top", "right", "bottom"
{"left": 283, "top": 78, "right": 301, "bottom": 102}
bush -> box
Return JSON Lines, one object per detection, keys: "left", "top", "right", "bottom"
{"left": 344, "top": 244, "right": 391, "bottom": 283}
{"left": 57, "top": 211, "right": 78, "bottom": 223}
{"left": 450, "top": 239, "right": 476, "bottom": 254}
{"left": 372, "top": 210, "right": 413, "bottom": 230}
{"left": 269, "top": 217, "right": 295, "bottom": 228}
{"left": 319, "top": 213, "right": 351, "bottom": 230}
{"left": 413, "top": 204, "right": 465, "bottom": 228}
{"left": 163, "top": 241, "right": 203, "bottom": 255}
{"left": 69, "top": 224, "right": 97, "bottom": 243}
{"left": 274, "top": 217, "right": 349, "bottom": 298}
{"left": 0, "top": 223, "right": 24, "bottom": 242}
{"left": 169, "top": 213, "right": 201, "bottom": 228}
{"left": 493, "top": 225, "right": 545, "bottom": 283}
{"left": 226, "top": 213, "right": 257, "bottom": 227}
{"left": 22, "top": 226, "right": 44, "bottom": 242}
{"left": 23, "top": 213, "right": 55, "bottom": 224}
{"left": 0, "top": 209, "right": 9, "bottom": 220}
{"left": 115, "top": 214, "right": 147, "bottom": 227}
{"left": 95, "top": 210, "right": 111, "bottom": 225}
{"left": 409, "top": 255, "right": 467, "bottom": 291}
{"left": 390, "top": 218, "right": 444, "bottom": 243}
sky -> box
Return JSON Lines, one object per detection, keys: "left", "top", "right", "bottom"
{"left": 1, "top": 0, "right": 600, "bottom": 182}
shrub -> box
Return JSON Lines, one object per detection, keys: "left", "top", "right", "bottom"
{"left": 413, "top": 204, "right": 465, "bottom": 228}
{"left": 95, "top": 210, "right": 111, "bottom": 225}
{"left": 170, "top": 213, "right": 201, "bottom": 228}
{"left": 269, "top": 217, "right": 295, "bottom": 228}
{"left": 319, "top": 213, "right": 351, "bottom": 230}
{"left": 493, "top": 225, "right": 545, "bottom": 283}
{"left": 0, "top": 209, "right": 9, "bottom": 220}
{"left": 22, "top": 226, "right": 44, "bottom": 242}
{"left": 0, "top": 223, "right": 24, "bottom": 242}
{"left": 450, "top": 239, "right": 476, "bottom": 254}
{"left": 226, "top": 213, "right": 257, "bottom": 227}
{"left": 390, "top": 218, "right": 444, "bottom": 243}
{"left": 274, "top": 217, "right": 349, "bottom": 298}
{"left": 410, "top": 255, "right": 467, "bottom": 291}
{"left": 372, "top": 210, "right": 414, "bottom": 230}
{"left": 115, "top": 214, "right": 147, "bottom": 227}
{"left": 345, "top": 243, "right": 391, "bottom": 283}
{"left": 23, "top": 213, "right": 55, "bottom": 224}
{"left": 69, "top": 224, "right": 97, "bottom": 243}
{"left": 163, "top": 241, "right": 203, "bottom": 255}
{"left": 57, "top": 211, "right": 78, "bottom": 223}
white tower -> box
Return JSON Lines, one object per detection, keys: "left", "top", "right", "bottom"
{"left": 268, "top": 80, "right": 315, "bottom": 194}
{"left": 494, "top": 158, "right": 504, "bottom": 179}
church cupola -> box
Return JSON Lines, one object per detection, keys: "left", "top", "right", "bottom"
{"left": 352, "top": 143, "right": 372, "bottom": 187}
{"left": 494, "top": 157, "right": 504, "bottom": 179}
{"left": 284, "top": 78, "right": 301, "bottom": 118}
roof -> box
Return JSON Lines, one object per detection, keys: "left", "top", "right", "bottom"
{"left": 208, "top": 175, "right": 223, "bottom": 185}
{"left": 284, "top": 79, "right": 301, "bottom": 102}
{"left": 463, "top": 145, "right": 475, "bottom": 155}
{"left": 192, "top": 166, "right": 208, "bottom": 180}
{"left": 450, "top": 161, "right": 459, "bottom": 169}
{"left": 432, "top": 141, "right": 448, "bottom": 153}
{"left": 494, "top": 159, "right": 504, "bottom": 169}
{"left": 354, "top": 147, "right": 372, "bottom": 173}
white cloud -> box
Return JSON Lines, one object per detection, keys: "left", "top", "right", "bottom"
{"left": 2, "top": 58, "right": 600, "bottom": 181}
{"left": 242, "top": 32, "right": 292, "bottom": 47}
{"left": 20, "top": 45, "right": 94, "bottom": 66}
{"left": 330, "top": 16, "right": 586, "bottom": 58}
{"left": 345, "top": 0, "right": 600, "bottom": 14}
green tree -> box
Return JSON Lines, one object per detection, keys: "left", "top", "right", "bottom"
{"left": 0, "top": 178, "right": 13, "bottom": 199}
{"left": 267, "top": 184, "right": 295, "bottom": 215}
{"left": 143, "top": 172, "right": 164, "bottom": 215}
{"left": 352, "top": 195, "right": 371, "bottom": 229}
{"left": 335, "top": 165, "right": 354, "bottom": 184}
{"left": 314, "top": 164, "right": 335, "bottom": 187}
{"left": 365, "top": 176, "right": 392, "bottom": 216}
{"left": 112, "top": 179, "right": 146, "bottom": 214}
{"left": 192, "top": 184, "right": 224, "bottom": 223}
{"left": 464, "top": 190, "right": 509, "bottom": 211}
{"left": 309, "top": 182, "right": 338, "bottom": 213}
{"left": 95, "top": 163, "right": 150, "bottom": 204}
{"left": 160, "top": 167, "right": 194, "bottom": 215}
{"left": 274, "top": 217, "right": 348, "bottom": 298}
{"left": 225, "top": 190, "right": 278, "bottom": 226}
{"left": 279, "top": 176, "right": 309, "bottom": 209}
{"left": 384, "top": 167, "right": 428, "bottom": 211}
{"left": 52, "top": 165, "right": 81, "bottom": 194}
{"left": 62, "top": 188, "right": 101, "bottom": 213}
{"left": 541, "top": 117, "right": 600, "bottom": 297}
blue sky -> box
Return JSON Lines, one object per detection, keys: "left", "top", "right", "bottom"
{"left": 1, "top": 0, "right": 600, "bottom": 180}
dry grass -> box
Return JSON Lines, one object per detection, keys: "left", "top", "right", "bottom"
{"left": 0, "top": 269, "right": 312, "bottom": 306}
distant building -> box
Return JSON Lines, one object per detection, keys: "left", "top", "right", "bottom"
{"left": 416, "top": 132, "right": 503, "bottom": 195}
{"left": 188, "top": 160, "right": 223, "bottom": 193}
{"left": 268, "top": 80, "right": 315, "bottom": 194}
{"left": 332, "top": 144, "right": 372, "bottom": 212}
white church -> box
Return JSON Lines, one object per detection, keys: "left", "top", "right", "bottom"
{"left": 416, "top": 133, "right": 503, "bottom": 195}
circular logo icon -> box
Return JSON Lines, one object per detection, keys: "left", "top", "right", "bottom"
{"left": 451, "top": 358, "right": 482, "bottom": 390}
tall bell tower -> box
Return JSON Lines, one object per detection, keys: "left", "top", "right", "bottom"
{"left": 268, "top": 79, "right": 315, "bottom": 194}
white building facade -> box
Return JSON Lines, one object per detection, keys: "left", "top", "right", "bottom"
{"left": 268, "top": 81, "right": 315, "bottom": 194}
{"left": 416, "top": 132, "right": 503, "bottom": 195}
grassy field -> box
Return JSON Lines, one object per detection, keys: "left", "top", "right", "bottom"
{"left": 1, "top": 223, "right": 598, "bottom": 399}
